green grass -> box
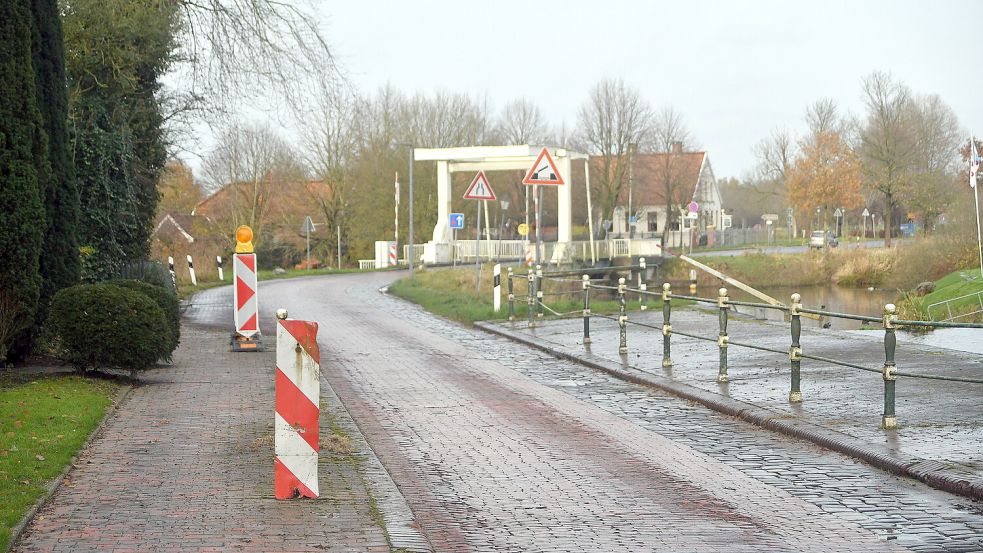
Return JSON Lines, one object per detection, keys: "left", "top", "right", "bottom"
{"left": 256, "top": 266, "right": 374, "bottom": 281}
{"left": 914, "top": 268, "right": 983, "bottom": 321}
{"left": 388, "top": 265, "right": 669, "bottom": 325}
{"left": 0, "top": 375, "right": 119, "bottom": 550}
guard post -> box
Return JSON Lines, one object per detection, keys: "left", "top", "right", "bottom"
{"left": 507, "top": 267, "right": 515, "bottom": 321}
{"left": 527, "top": 271, "right": 536, "bottom": 328}
{"left": 882, "top": 303, "right": 898, "bottom": 429}
{"left": 535, "top": 265, "right": 544, "bottom": 319}
{"left": 662, "top": 283, "right": 673, "bottom": 368}
{"left": 618, "top": 277, "right": 628, "bottom": 355}
{"left": 717, "top": 287, "right": 729, "bottom": 383}
{"left": 638, "top": 257, "right": 647, "bottom": 311}
{"left": 274, "top": 309, "right": 320, "bottom": 499}
{"left": 582, "top": 274, "right": 591, "bottom": 345}
{"left": 789, "top": 293, "right": 803, "bottom": 402}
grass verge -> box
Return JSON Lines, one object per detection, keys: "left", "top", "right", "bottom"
{"left": 0, "top": 374, "right": 119, "bottom": 550}
{"left": 388, "top": 264, "right": 666, "bottom": 325}
{"left": 898, "top": 268, "right": 983, "bottom": 321}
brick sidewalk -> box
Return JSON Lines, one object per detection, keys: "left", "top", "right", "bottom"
{"left": 12, "top": 322, "right": 398, "bottom": 553}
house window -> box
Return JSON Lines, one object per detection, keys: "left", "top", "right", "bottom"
{"left": 647, "top": 215, "right": 658, "bottom": 232}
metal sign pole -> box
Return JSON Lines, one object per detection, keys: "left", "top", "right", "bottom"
{"left": 475, "top": 200, "right": 483, "bottom": 291}
{"left": 534, "top": 185, "right": 543, "bottom": 265}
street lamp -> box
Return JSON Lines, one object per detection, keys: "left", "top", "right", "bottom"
{"left": 394, "top": 143, "right": 415, "bottom": 271}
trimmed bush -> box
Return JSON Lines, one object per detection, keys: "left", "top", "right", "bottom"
{"left": 110, "top": 279, "right": 180, "bottom": 362}
{"left": 48, "top": 283, "right": 168, "bottom": 371}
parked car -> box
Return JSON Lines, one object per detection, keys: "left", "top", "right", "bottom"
{"left": 809, "top": 230, "right": 838, "bottom": 249}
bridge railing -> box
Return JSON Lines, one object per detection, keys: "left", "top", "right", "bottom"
{"left": 505, "top": 270, "right": 983, "bottom": 429}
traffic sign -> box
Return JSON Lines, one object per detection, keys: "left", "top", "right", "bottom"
{"left": 517, "top": 223, "right": 529, "bottom": 236}
{"left": 449, "top": 213, "right": 465, "bottom": 229}
{"left": 762, "top": 213, "right": 779, "bottom": 222}
{"left": 834, "top": 208, "right": 843, "bottom": 218}
{"left": 303, "top": 216, "right": 316, "bottom": 233}
{"left": 522, "top": 147, "right": 565, "bottom": 186}
{"left": 687, "top": 201, "right": 699, "bottom": 213}
{"left": 463, "top": 170, "right": 496, "bottom": 200}
{"left": 862, "top": 208, "right": 870, "bottom": 217}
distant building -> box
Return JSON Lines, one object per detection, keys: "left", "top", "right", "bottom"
{"left": 596, "top": 142, "right": 730, "bottom": 247}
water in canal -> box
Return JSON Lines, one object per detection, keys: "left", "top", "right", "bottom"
{"left": 721, "top": 285, "right": 983, "bottom": 354}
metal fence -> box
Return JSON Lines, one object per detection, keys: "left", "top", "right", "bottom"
{"left": 505, "top": 269, "right": 983, "bottom": 429}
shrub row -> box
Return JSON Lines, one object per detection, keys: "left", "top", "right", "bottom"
{"left": 48, "top": 279, "right": 180, "bottom": 371}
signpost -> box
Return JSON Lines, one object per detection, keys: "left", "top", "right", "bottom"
{"left": 522, "top": 148, "right": 565, "bottom": 265}
{"left": 862, "top": 207, "right": 870, "bottom": 239}
{"left": 464, "top": 171, "right": 496, "bottom": 290}
{"left": 303, "top": 216, "right": 316, "bottom": 270}
{"left": 449, "top": 213, "right": 464, "bottom": 268}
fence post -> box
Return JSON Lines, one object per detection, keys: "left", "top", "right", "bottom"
{"left": 527, "top": 271, "right": 536, "bottom": 328}
{"left": 789, "top": 293, "right": 803, "bottom": 402}
{"left": 662, "top": 283, "right": 673, "bottom": 368}
{"left": 535, "top": 265, "right": 544, "bottom": 319}
{"left": 717, "top": 287, "right": 729, "bottom": 383}
{"left": 882, "top": 303, "right": 898, "bottom": 429}
{"left": 618, "top": 277, "right": 628, "bottom": 354}
{"left": 582, "top": 274, "right": 591, "bottom": 345}
{"left": 507, "top": 267, "right": 515, "bottom": 321}
{"left": 638, "top": 257, "right": 647, "bottom": 311}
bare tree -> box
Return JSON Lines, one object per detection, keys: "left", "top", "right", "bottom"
{"left": 577, "top": 78, "right": 653, "bottom": 227}
{"left": 857, "top": 71, "right": 919, "bottom": 246}
{"left": 175, "top": 0, "right": 340, "bottom": 118}
{"left": 904, "top": 94, "right": 962, "bottom": 230}
{"left": 496, "top": 98, "right": 549, "bottom": 145}
{"left": 202, "top": 122, "right": 306, "bottom": 241}
{"left": 754, "top": 128, "right": 796, "bottom": 186}
{"left": 650, "top": 106, "right": 692, "bottom": 246}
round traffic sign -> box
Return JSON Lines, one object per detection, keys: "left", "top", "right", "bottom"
{"left": 687, "top": 201, "right": 699, "bottom": 213}
{"left": 517, "top": 223, "right": 530, "bottom": 237}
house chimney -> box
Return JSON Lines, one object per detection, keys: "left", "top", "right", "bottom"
{"left": 671, "top": 141, "right": 683, "bottom": 154}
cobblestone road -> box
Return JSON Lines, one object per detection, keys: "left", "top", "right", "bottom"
{"left": 201, "top": 271, "right": 983, "bottom": 552}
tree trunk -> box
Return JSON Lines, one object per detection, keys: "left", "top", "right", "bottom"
{"left": 884, "top": 192, "right": 893, "bottom": 247}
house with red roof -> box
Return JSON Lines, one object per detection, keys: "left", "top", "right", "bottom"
{"left": 601, "top": 142, "right": 730, "bottom": 248}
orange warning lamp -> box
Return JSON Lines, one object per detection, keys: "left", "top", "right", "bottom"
{"left": 235, "top": 225, "right": 254, "bottom": 253}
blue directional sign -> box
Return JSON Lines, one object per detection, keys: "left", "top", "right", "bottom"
{"left": 449, "top": 212, "right": 465, "bottom": 229}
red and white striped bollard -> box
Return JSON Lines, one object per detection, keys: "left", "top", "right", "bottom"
{"left": 274, "top": 308, "right": 320, "bottom": 499}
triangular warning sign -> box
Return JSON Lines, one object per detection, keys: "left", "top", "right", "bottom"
{"left": 522, "top": 147, "right": 565, "bottom": 186}
{"left": 463, "top": 171, "right": 497, "bottom": 200}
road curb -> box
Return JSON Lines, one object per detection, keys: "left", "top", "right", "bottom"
{"left": 475, "top": 320, "right": 983, "bottom": 502}
{"left": 6, "top": 383, "right": 133, "bottom": 553}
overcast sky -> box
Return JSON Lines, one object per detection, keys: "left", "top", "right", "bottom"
{"left": 188, "top": 0, "right": 983, "bottom": 180}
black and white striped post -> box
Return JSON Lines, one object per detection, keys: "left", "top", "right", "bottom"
{"left": 187, "top": 254, "right": 197, "bottom": 286}
{"left": 216, "top": 255, "right": 225, "bottom": 281}
{"left": 535, "top": 265, "right": 544, "bottom": 319}
{"left": 167, "top": 256, "right": 176, "bottom": 287}
{"left": 493, "top": 263, "right": 501, "bottom": 313}
{"left": 638, "top": 257, "right": 647, "bottom": 311}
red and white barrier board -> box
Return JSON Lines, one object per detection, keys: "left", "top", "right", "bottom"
{"left": 388, "top": 242, "right": 398, "bottom": 267}
{"left": 233, "top": 253, "right": 259, "bottom": 337}
{"left": 274, "top": 317, "right": 320, "bottom": 499}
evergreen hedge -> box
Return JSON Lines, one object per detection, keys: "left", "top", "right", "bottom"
{"left": 0, "top": 1, "right": 46, "bottom": 361}
{"left": 48, "top": 283, "right": 168, "bottom": 371}
{"left": 110, "top": 279, "right": 180, "bottom": 362}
